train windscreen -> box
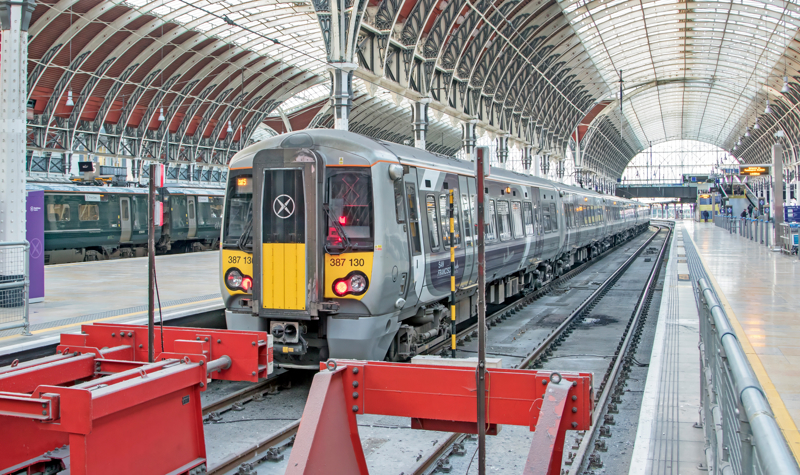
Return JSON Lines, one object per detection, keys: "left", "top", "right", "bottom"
{"left": 223, "top": 175, "right": 253, "bottom": 249}
{"left": 326, "top": 168, "right": 374, "bottom": 251}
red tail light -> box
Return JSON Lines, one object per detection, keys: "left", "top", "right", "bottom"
{"left": 334, "top": 281, "right": 349, "bottom": 296}
{"left": 241, "top": 276, "right": 253, "bottom": 291}
{"left": 332, "top": 272, "right": 369, "bottom": 297}
{"left": 338, "top": 216, "right": 347, "bottom": 225}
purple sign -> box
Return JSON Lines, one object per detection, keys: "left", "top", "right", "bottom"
{"left": 26, "top": 190, "right": 45, "bottom": 301}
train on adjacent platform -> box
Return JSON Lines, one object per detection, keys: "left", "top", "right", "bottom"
{"left": 29, "top": 183, "right": 225, "bottom": 264}
{"left": 220, "top": 130, "right": 651, "bottom": 367}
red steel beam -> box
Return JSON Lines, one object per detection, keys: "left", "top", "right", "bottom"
{"left": 0, "top": 323, "right": 273, "bottom": 475}
{"left": 287, "top": 360, "right": 593, "bottom": 475}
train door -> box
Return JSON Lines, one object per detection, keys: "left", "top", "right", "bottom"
{"left": 459, "top": 175, "right": 476, "bottom": 287}
{"left": 403, "top": 169, "right": 424, "bottom": 306}
{"left": 187, "top": 196, "right": 197, "bottom": 238}
{"left": 120, "top": 197, "right": 132, "bottom": 243}
{"left": 252, "top": 146, "right": 321, "bottom": 315}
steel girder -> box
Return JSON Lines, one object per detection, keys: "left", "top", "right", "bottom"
{"left": 357, "top": 0, "right": 624, "bottom": 163}
{"left": 25, "top": 3, "right": 322, "bottom": 179}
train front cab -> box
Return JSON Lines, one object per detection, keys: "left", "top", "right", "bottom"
{"left": 221, "top": 137, "right": 407, "bottom": 366}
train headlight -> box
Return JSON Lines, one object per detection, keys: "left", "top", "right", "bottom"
{"left": 350, "top": 274, "right": 367, "bottom": 293}
{"left": 225, "top": 268, "right": 252, "bottom": 292}
{"left": 332, "top": 271, "right": 369, "bottom": 297}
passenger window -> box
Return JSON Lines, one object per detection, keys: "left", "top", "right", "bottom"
{"left": 486, "top": 200, "right": 497, "bottom": 241}
{"left": 461, "top": 194, "right": 473, "bottom": 246}
{"left": 543, "top": 204, "right": 552, "bottom": 233}
{"left": 523, "top": 202, "right": 534, "bottom": 235}
{"left": 47, "top": 204, "right": 70, "bottom": 222}
{"left": 426, "top": 195, "right": 440, "bottom": 250}
{"left": 79, "top": 204, "right": 99, "bottom": 221}
{"left": 439, "top": 193, "right": 461, "bottom": 247}
{"left": 394, "top": 180, "right": 405, "bottom": 224}
{"left": 471, "top": 195, "right": 477, "bottom": 240}
{"left": 536, "top": 205, "right": 543, "bottom": 234}
{"left": 511, "top": 201, "right": 524, "bottom": 238}
{"left": 121, "top": 200, "right": 130, "bottom": 220}
{"left": 188, "top": 201, "right": 195, "bottom": 220}
{"left": 550, "top": 203, "right": 558, "bottom": 230}
{"left": 405, "top": 184, "right": 422, "bottom": 255}
{"left": 497, "top": 200, "right": 511, "bottom": 241}
{"left": 565, "top": 204, "right": 572, "bottom": 229}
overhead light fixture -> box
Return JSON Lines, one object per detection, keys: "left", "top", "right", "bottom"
{"left": 737, "top": 138, "right": 741, "bottom": 146}
{"left": 764, "top": 99, "right": 772, "bottom": 114}
{"left": 782, "top": 76, "right": 790, "bottom": 94}
{"left": 754, "top": 117, "right": 760, "bottom": 130}
{"left": 66, "top": 89, "right": 74, "bottom": 107}
{"left": 744, "top": 127, "right": 750, "bottom": 137}
{"left": 227, "top": 121, "right": 234, "bottom": 134}
{"left": 733, "top": 145, "right": 737, "bottom": 150}
{"left": 158, "top": 107, "right": 165, "bottom": 122}
{"left": 456, "top": 15, "right": 465, "bottom": 24}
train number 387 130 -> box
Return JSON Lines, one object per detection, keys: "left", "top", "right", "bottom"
{"left": 329, "top": 258, "right": 365, "bottom": 267}
{"left": 227, "top": 255, "right": 252, "bottom": 264}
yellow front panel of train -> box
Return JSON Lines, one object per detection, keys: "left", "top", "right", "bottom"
{"left": 222, "top": 250, "right": 254, "bottom": 295}
{"left": 262, "top": 243, "right": 306, "bottom": 310}
{"left": 324, "top": 252, "right": 374, "bottom": 300}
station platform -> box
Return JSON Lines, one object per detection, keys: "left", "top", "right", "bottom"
{"left": 0, "top": 251, "right": 223, "bottom": 359}
{"left": 631, "top": 220, "right": 800, "bottom": 473}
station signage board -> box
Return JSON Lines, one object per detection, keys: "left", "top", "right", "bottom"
{"left": 739, "top": 165, "right": 770, "bottom": 176}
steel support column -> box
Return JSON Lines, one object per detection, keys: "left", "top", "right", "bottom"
{"left": 0, "top": 0, "right": 35, "bottom": 243}
{"left": 328, "top": 63, "right": 357, "bottom": 131}
{"left": 461, "top": 119, "right": 477, "bottom": 157}
{"left": 412, "top": 98, "right": 431, "bottom": 149}
{"left": 772, "top": 143, "right": 784, "bottom": 249}
{"left": 497, "top": 135, "right": 509, "bottom": 167}
{"left": 522, "top": 145, "right": 532, "bottom": 173}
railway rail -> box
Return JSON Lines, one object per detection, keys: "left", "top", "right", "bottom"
{"left": 200, "top": 225, "right": 668, "bottom": 474}
{"left": 405, "top": 224, "right": 671, "bottom": 473}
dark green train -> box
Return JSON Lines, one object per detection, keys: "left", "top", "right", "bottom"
{"left": 27, "top": 184, "right": 224, "bottom": 264}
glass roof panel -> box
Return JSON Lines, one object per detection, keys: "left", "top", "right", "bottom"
{"left": 118, "top": 0, "right": 328, "bottom": 74}
{"left": 558, "top": 0, "right": 800, "bottom": 148}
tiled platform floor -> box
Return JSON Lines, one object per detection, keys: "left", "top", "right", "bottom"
{"left": 0, "top": 251, "right": 222, "bottom": 352}
{"left": 683, "top": 219, "right": 800, "bottom": 460}
{"left": 630, "top": 223, "right": 705, "bottom": 474}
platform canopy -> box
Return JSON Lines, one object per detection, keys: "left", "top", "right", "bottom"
{"left": 25, "top": 0, "right": 800, "bottom": 176}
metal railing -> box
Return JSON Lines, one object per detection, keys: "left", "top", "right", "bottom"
{"left": 714, "top": 216, "right": 774, "bottom": 248}
{"left": 779, "top": 223, "right": 799, "bottom": 256}
{"left": 698, "top": 278, "right": 800, "bottom": 475}
{"left": 0, "top": 242, "right": 31, "bottom": 335}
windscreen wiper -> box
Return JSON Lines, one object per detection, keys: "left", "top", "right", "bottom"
{"left": 236, "top": 202, "right": 254, "bottom": 252}
{"left": 323, "top": 203, "right": 352, "bottom": 255}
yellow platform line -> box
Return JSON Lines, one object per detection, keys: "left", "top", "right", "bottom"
{"left": 0, "top": 298, "right": 222, "bottom": 343}
{"left": 687, "top": 230, "right": 800, "bottom": 463}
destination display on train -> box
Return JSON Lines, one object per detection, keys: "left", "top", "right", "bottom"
{"left": 739, "top": 165, "right": 770, "bottom": 176}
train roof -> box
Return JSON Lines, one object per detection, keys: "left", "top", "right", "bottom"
{"left": 229, "top": 130, "right": 644, "bottom": 207}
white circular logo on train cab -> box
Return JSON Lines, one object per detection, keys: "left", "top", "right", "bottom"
{"left": 273, "top": 194, "right": 296, "bottom": 219}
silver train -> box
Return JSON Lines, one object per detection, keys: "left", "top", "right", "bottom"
{"left": 219, "top": 130, "right": 650, "bottom": 367}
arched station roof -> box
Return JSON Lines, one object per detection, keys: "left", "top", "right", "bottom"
{"left": 24, "top": 0, "right": 800, "bottom": 176}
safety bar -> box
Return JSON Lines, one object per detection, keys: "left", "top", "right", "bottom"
{"left": 697, "top": 278, "right": 800, "bottom": 475}
{"left": 714, "top": 216, "right": 777, "bottom": 249}
{"left": 0, "top": 241, "right": 31, "bottom": 335}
